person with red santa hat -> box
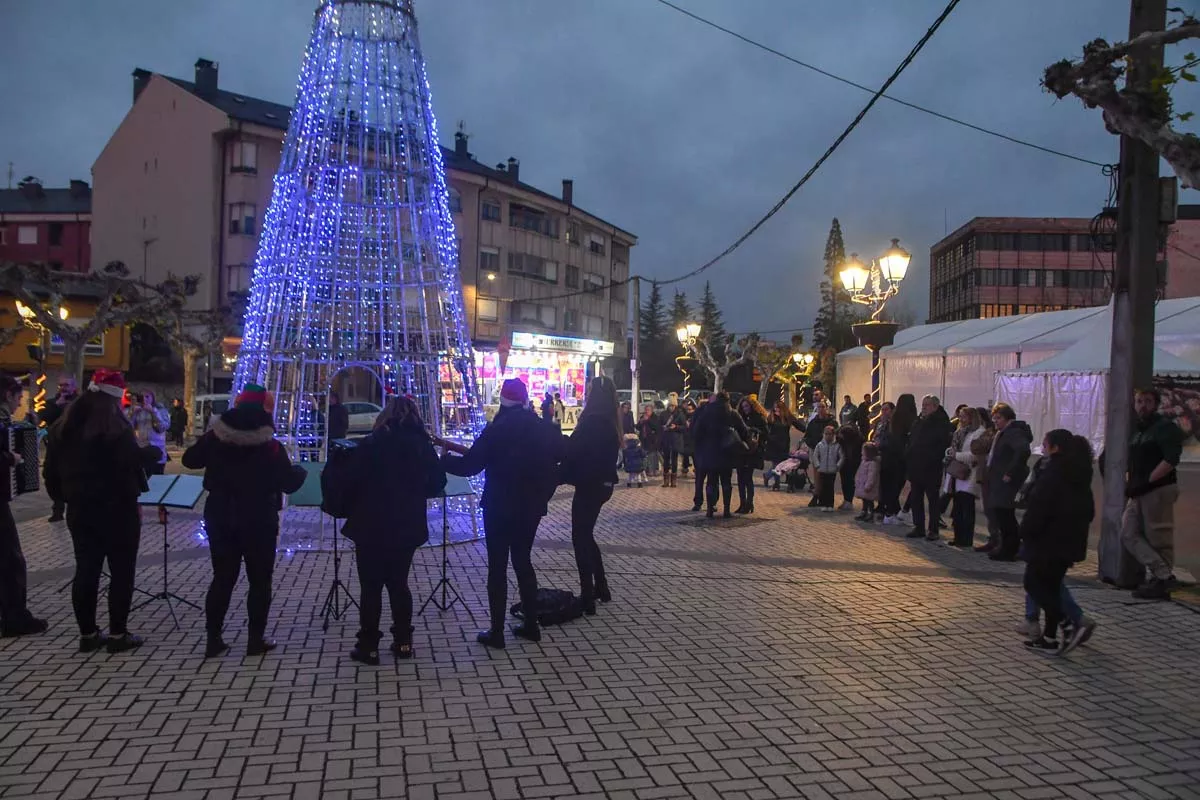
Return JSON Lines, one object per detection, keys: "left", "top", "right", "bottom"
{"left": 433, "top": 377, "right": 565, "bottom": 649}
{"left": 44, "top": 369, "right": 152, "bottom": 654}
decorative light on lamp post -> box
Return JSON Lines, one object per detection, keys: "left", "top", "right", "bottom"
{"left": 15, "top": 300, "right": 69, "bottom": 419}
{"left": 675, "top": 322, "right": 703, "bottom": 393}
{"left": 838, "top": 238, "right": 911, "bottom": 424}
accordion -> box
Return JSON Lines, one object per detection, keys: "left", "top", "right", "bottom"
{"left": 1, "top": 422, "right": 40, "bottom": 502}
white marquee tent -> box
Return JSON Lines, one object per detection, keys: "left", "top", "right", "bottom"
{"left": 835, "top": 297, "right": 1200, "bottom": 422}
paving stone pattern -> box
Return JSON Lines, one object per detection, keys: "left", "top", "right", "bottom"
{"left": 2, "top": 478, "right": 1200, "bottom": 800}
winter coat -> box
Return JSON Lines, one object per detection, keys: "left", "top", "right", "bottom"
{"left": 1127, "top": 411, "right": 1184, "bottom": 495}
{"left": 637, "top": 414, "right": 662, "bottom": 451}
{"left": 839, "top": 403, "right": 857, "bottom": 426}
{"left": 855, "top": 401, "right": 871, "bottom": 436}
{"left": 659, "top": 407, "right": 687, "bottom": 453}
{"left": 803, "top": 413, "right": 835, "bottom": 451}
{"left": 984, "top": 420, "right": 1033, "bottom": 510}
{"left": 854, "top": 458, "right": 880, "bottom": 501}
{"left": 39, "top": 397, "right": 70, "bottom": 429}
{"left": 950, "top": 426, "right": 985, "bottom": 496}
{"left": 679, "top": 411, "right": 696, "bottom": 456}
{"left": 130, "top": 405, "right": 170, "bottom": 465}
{"left": 905, "top": 406, "right": 953, "bottom": 484}
{"left": 339, "top": 422, "right": 446, "bottom": 549}
{"left": 328, "top": 403, "right": 350, "bottom": 440}
{"left": 1019, "top": 452, "right": 1093, "bottom": 564}
{"left": 44, "top": 414, "right": 149, "bottom": 511}
{"left": 764, "top": 418, "right": 803, "bottom": 462}
{"left": 620, "top": 410, "right": 636, "bottom": 436}
{"left": 182, "top": 404, "right": 307, "bottom": 529}
{"left": 693, "top": 403, "right": 749, "bottom": 472}
{"left": 562, "top": 413, "right": 621, "bottom": 487}
{"left": 837, "top": 424, "right": 863, "bottom": 465}
{"left": 169, "top": 405, "right": 188, "bottom": 435}
{"left": 442, "top": 405, "right": 565, "bottom": 519}
{"left": 621, "top": 441, "right": 646, "bottom": 475}
{"left": 738, "top": 409, "right": 768, "bottom": 470}
{"left": 812, "top": 439, "right": 843, "bottom": 473}
{"left": 541, "top": 396, "right": 555, "bottom": 422}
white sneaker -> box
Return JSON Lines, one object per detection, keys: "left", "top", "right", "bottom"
{"left": 822, "top": 507, "right": 835, "bottom": 513}
{"left": 881, "top": 515, "right": 897, "bottom": 525}
{"left": 897, "top": 512, "right": 912, "bottom": 525}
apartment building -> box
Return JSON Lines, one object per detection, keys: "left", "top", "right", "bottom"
{"left": 92, "top": 59, "right": 636, "bottom": 401}
{"left": 928, "top": 212, "right": 1200, "bottom": 322}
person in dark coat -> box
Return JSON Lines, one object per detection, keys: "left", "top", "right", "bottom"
{"left": 687, "top": 396, "right": 710, "bottom": 511}
{"left": 0, "top": 375, "right": 47, "bottom": 639}
{"left": 341, "top": 396, "right": 446, "bottom": 665}
{"left": 436, "top": 378, "right": 565, "bottom": 649}
{"left": 985, "top": 402, "right": 1033, "bottom": 561}
{"left": 837, "top": 423, "right": 863, "bottom": 510}
{"left": 43, "top": 369, "right": 149, "bottom": 654}
{"left": 678, "top": 399, "right": 697, "bottom": 478}
{"left": 541, "top": 392, "right": 555, "bottom": 422}
{"left": 637, "top": 404, "right": 662, "bottom": 477}
{"left": 183, "top": 384, "right": 307, "bottom": 658}
{"left": 735, "top": 396, "right": 768, "bottom": 514}
{"left": 619, "top": 401, "right": 636, "bottom": 436}
{"left": 854, "top": 393, "right": 872, "bottom": 438}
{"left": 1020, "top": 429, "right": 1094, "bottom": 653}
{"left": 40, "top": 376, "right": 78, "bottom": 524}
{"left": 763, "top": 401, "right": 804, "bottom": 491}
{"left": 693, "top": 392, "right": 749, "bottom": 518}
{"left": 562, "top": 376, "right": 621, "bottom": 614}
{"left": 904, "top": 395, "right": 954, "bottom": 540}
{"left": 658, "top": 393, "right": 687, "bottom": 487}
{"left": 327, "top": 391, "right": 350, "bottom": 441}
{"left": 803, "top": 403, "right": 835, "bottom": 506}
{"left": 169, "top": 398, "right": 188, "bottom": 447}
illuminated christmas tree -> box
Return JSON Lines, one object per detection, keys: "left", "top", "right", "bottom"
{"left": 235, "top": 0, "right": 482, "bottom": 460}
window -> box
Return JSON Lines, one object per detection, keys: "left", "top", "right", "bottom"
{"left": 17, "top": 226, "right": 37, "bottom": 245}
{"left": 996, "top": 233, "right": 1016, "bottom": 251}
{"left": 231, "top": 140, "right": 258, "bottom": 173}
{"left": 229, "top": 203, "right": 256, "bottom": 236}
{"left": 481, "top": 199, "right": 501, "bottom": 222}
{"left": 564, "top": 309, "right": 579, "bottom": 332}
{"left": 1042, "top": 234, "right": 1071, "bottom": 251}
{"left": 1044, "top": 269, "right": 1069, "bottom": 288}
{"left": 507, "top": 252, "right": 558, "bottom": 283}
{"left": 1073, "top": 234, "right": 1093, "bottom": 252}
{"left": 449, "top": 189, "right": 462, "bottom": 213}
{"left": 509, "top": 203, "right": 559, "bottom": 237}
{"left": 476, "top": 297, "right": 499, "bottom": 322}
{"left": 1015, "top": 269, "right": 1039, "bottom": 287}
{"left": 48, "top": 222, "right": 64, "bottom": 247}
{"left": 1018, "top": 233, "right": 1041, "bottom": 252}
{"left": 226, "top": 263, "right": 253, "bottom": 294}
{"left": 566, "top": 222, "right": 581, "bottom": 246}
{"left": 583, "top": 313, "right": 604, "bottom": 337}
{"left": 583, "top": 271, "right": 604, "bottom": 294}
{"left": 479, "top": 247, "right": 500, "bottom": 275}
{"left": 512, "top": 302, "right": 556, "bottom": 328}
{"left": 610, "top": 320, "right": 623, "bottom": 341}
{"left": 976, "top": 233, "right": 997, "bottom": 251}
{"left": 997, "top": 269, "right": 1014, "bottom": 287}
{"left": 587, "top": 232, "right": 606, "bottom": 255}
{"left": 565, "top": 265, "right": 580, "bottom": 288}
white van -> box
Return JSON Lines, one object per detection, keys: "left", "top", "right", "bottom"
{"left": 192, "top": 393, "right": 232, "bottom": 436}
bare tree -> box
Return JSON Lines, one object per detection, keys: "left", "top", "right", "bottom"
{"left": 754, "top": 334, "right": 807, "bottom": 402}
{"left": 1043, "top": 13, "right": 1200, "bottom": 187}
{"left": 151, "top": 306, "right": 237, "bottom": 415}
{"left": 0, "top": 261, "right": 198, "bottom": 384}
{"left": 689, "top": 333, "right": 760, "bottom": 394}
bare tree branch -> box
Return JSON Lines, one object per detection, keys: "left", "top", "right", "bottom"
{"left": 689, "top": 333, "right": 760, "bottom": 394}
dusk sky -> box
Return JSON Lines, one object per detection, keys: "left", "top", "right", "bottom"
{"left": 4, "top": 0, "right": 1194, "bottom": 335}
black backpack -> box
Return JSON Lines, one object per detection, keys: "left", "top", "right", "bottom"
{"left": 510, "top": 588, "right": 583, "bottom": 626}
{"left": 320, "top": 439, "right": 360, "bottom": 520}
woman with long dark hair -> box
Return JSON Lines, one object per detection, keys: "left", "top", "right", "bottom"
{"left": 1020, "top": 429, "right": 1095, "bottom": 654}
{"left": 44, "top": 370, "right": 149, "bottom": 654}
{"left": 693, "top": 392, "right": 749, "bottom": 518}
{"left": 882, "top": 394, "right": 916, "bottom": 524}
{"left": 763, "top": 401, "right": 802, "bottom": 491}
{"left": 562, "top": 376, "right": 621, "bottom": 614}
{"left": 341, "top": 396, "right": 446, "bottom": 664}
{"left": 735, "top": 396, "right": 768, "bottom": 514}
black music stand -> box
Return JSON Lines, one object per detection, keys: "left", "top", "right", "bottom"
{"left": 289, "top": 460, "right": 359, "bottom": 631}
{"left": 132, "top": 474, "right": 205, "bottom": 630}
{"left": 418, "top": 475, "right": 477, "bottom": 615}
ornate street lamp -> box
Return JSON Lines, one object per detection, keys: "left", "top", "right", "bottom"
{"left": 675, "top": 322, "right": 703, "bottom": 393}
{"left": 15, "top": 301, "right": 69, "bottom": 418}
{"left": 839, "top": 238, "right": 911, "bottom": 424}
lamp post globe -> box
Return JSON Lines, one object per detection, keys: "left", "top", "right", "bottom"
{"left": 879, "top": 238, "right": 911, "bottom": 283}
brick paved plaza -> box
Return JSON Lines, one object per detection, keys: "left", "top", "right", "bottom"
{"left": 2, "top": 478, "right": 1199, "bottom": 800}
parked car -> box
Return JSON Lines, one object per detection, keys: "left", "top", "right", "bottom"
{"left": 344, "top": 401, "right": 383, "bottom": 434}
{"left": 617, "top": 389, "right": 665, "bottom": 411}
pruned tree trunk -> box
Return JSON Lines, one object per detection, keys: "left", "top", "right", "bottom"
{"left": 63, "top": 338, "right": 87, "bottom": 386}
{"left": 182, "top": 349, "right": 200, "bottom": 422}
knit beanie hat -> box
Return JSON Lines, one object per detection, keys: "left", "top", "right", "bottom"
{"left": 236, "top": 384, "right": 270, "bottom": 409}
{"left": 88, "top": 369, "right": 126, "bottom": 399}
{"left": 498, "top": 378, "right": 529, "bottom": 408}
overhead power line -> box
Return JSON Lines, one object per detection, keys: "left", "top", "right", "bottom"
{"left": 651, "top": 0, "right": 964, "bottom": 288}
{"left": 651, "top": 0, "right": 1107, "bottom": 169}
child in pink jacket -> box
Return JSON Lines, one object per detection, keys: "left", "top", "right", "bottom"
{"left": 854, "top": 442, "right": 881, "bottom": 521}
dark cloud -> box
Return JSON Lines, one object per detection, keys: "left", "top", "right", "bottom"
{"left": 1, "top": 0, "right": 1161, "bottom": 332}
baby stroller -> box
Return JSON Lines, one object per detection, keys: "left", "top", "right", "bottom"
{"left": 772, "top": 446, "right": 810, "bottom": 493}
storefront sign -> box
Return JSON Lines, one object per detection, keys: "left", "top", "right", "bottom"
{"left": 510, "top": 331, "right": 614, "bottom": 357}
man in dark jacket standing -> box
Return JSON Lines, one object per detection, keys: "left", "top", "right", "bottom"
{"left": 855, "top": 393, "right": 872, "bottom": 439}
{"left": 327, "top": 391, "right": 350, "bottom": 442}
{"left": 436, "top": 379, "right": 565, "bottom": 649}
{"left": 40, "top": 376, "right": 78, "bottom": 523}
{"left": 183, "top": 385, "right": 307, "bottom": 658}
{"left": 904, "top": 395, "right": 953, "bottom": 541}
{"left": 986, "top": 402, "right": 1033, "bottom": 561}
{"left": 0, "top": 375, "right": 48, "bottom": 639}
{"left": 1120, "top": 388, "right": 1185, "bottom": 600}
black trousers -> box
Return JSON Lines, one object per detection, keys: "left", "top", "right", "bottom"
{"left": 736, "top": 466, "right": 756, "bottom": 506}
{"left": 693, "top": 468, "right": 704, "bottom": 507}
{"left": 484, "top": 509, "right": 541, "bottom": 632}
{"left": 681, "top": 454, "right": 692, "bottom": 474}
{"left": 572, "top": 483, "right": 613, "bottom": 601}
{"left": 703, "top": 468, "right": 733, "bottom": 512}
{"left": 993, "top": 507, "right": 1020, "bottom": 557}
{"left": 1024, "top": 558, "right": 1071, "bottom": 638}
{"left": 908, "top": 478, "right": 941, "bottom": 535}
{"left": 205, "top": 522, "right": 277, "bottom": 640}
{"left": 880, "top": 458, "right": 904, "bottom": 516}
{"left": 146, "top": 463, "right": 165, "bottom": 476}
{"left": 816, "top": 472, "right": 836, "bottom": 507}
{"left": 355, "top": 541, "right": 417, "bottom": 649}
{"left": 951, "top": 491, "right": 977, "bottom": 546}
{"left": 68, "top": 502, "right": 141, "bottom": 636}
{"left": 661, "top": 447, "right": 678, "bottom": 474}
{"left": 840, "top": 458, "right": 860, "bottom": 504}
{"left": 0, "top": 502, "right": 32, "bottom": 628}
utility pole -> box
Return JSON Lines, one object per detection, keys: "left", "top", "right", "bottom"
{"left": 1098, "top": 0, "right": 1166, "bottom": 587}
{"left": 630, "top": 276, "right": 640, "bottom": 405}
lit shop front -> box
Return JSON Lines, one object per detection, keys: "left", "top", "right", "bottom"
{"left": 474, "top": 332, "right": 615, "bottom": 429}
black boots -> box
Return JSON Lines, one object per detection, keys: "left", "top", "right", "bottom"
{"left": 205, "top": 637, "right": 230, "bottom": 658}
